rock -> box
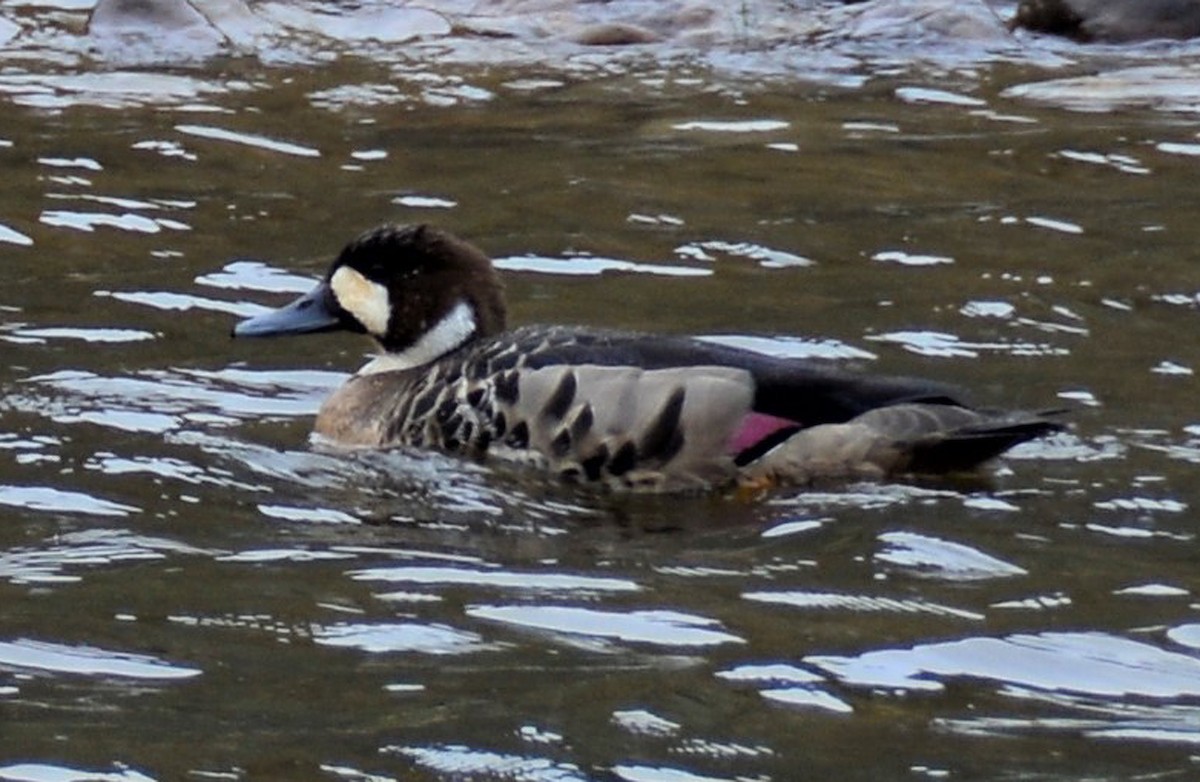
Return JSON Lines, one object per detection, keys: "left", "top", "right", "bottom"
{"left": 571, "top": 22, "right": 661, "bottom": 46}
{"left": 834, "top": 0, "right": 1009, "bottom": 42}
{"left": 1011, "top": 0, "right": 1200, "bottom": 42}
{"left": 87, "top": 0, "right": 231, "bottom": 61}
{"left": 190, "top": 0, "right": 275, "bottom": 48}
{"left": 86, "top": 0, "right": 451, "bottom": 62}
{"left": 88, "top": 0, "right": 215, "bottom": 35}
{"left": 256, "top": 3, "right": 450, "bottom": 44}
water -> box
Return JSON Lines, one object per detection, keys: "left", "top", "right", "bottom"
{"left": 3, "top": 2, "right": 1200, "bottom": 780}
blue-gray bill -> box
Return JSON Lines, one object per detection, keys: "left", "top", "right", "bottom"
{"left": 232, "top": 282, "right": 343, "bottom": 338}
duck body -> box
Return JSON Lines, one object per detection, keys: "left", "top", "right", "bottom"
{"left": 233, "top": 224, "right": 1062, "bottom": 493}
{"left": 1011, "top": 0, "right": 1200, "bottom": 42}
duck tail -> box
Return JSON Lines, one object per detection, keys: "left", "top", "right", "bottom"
{"left": 903, "top": 412, "right": 1066, "bottom": 474}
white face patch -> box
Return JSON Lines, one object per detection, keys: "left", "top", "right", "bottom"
{"left": 358, "top": 299, "right": 477, "bottom": 375}
{"left": 330, "top": 266, "right": 390, "bottom": 337}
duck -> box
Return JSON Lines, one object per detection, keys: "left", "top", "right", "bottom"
{"left": 1010, "top": 0, "right": 1200, "bottom": 42}
{"left": 232, "top": 224, "right": 1064, "bottom": 493}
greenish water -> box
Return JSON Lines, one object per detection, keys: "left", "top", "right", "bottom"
{"left": 3, "top": 6, "right": 1200, "bottom": 781}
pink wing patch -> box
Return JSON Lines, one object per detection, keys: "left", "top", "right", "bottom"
{"left": 728, "top": 412, "right": 800, "bottom": 455}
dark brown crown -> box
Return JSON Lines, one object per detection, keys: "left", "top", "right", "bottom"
{"left": 332, "top": 224, "right": 507, "bottom": 352}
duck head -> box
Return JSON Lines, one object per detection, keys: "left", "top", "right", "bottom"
{"left": 233, "top": 224, "right": 507, "bottom": 368}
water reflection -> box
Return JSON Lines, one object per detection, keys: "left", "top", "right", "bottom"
{"left": 385, "top": 746, "right": 587, "bottom": 782}
{"left": 809, "top": 631, "right": 1200, "bottom": 696}
{"left": 312, "top": 622, "right": 494, "bottom": 655}
{"left": 874, "top": 530, "right": 1028, "bottom": 580}
{"left": 0, "top": 638, "right": 200, "bottom": 679}
{"left": 742, "top": 590, "right": 985, "bottom": 621}
{"left": 0, "top": 529, "right": 205, "bottom": 584}
{"left": 0, "top": 485, "right": 138, "bottom": 517}
{"left": 2, "top": 2, "right": 1200, "bottom": 779}
{"left": 466, "top": 605, "right": 744, "bottom": 649}
{"left": 0, "top": 764, "right": 156, "bottom": 782}
{"left": 352, "top": 564, "right": 640, "bottom": 594}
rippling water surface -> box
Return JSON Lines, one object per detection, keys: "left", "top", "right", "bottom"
{"left": 4, "top": 2, "right": 1200, "bottom": 780}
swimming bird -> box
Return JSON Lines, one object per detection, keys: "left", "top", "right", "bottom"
{"left": 232, "top": 224, "right": 1063, "bottom": 492}
{"left": 1010, "top": 0, "right": 1200, "bottom": 42}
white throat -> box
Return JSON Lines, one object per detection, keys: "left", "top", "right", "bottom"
{"left": 358, "top": 299, "right": 477, "bottom": 376}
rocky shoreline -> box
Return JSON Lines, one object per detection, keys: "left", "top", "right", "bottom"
{"left": 1, "top": 1, "right": 1199, "bottom": 115}
{"left": 2, "top": 0, "right": 1196, "bottom": 68}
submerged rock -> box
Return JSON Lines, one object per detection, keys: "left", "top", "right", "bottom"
{"left": 1011, "top": 0, "right": 1200, "bottom": 42}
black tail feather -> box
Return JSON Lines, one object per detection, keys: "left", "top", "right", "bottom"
{"left": 906, "top": 417, "right": 1066, "bottom": 474}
